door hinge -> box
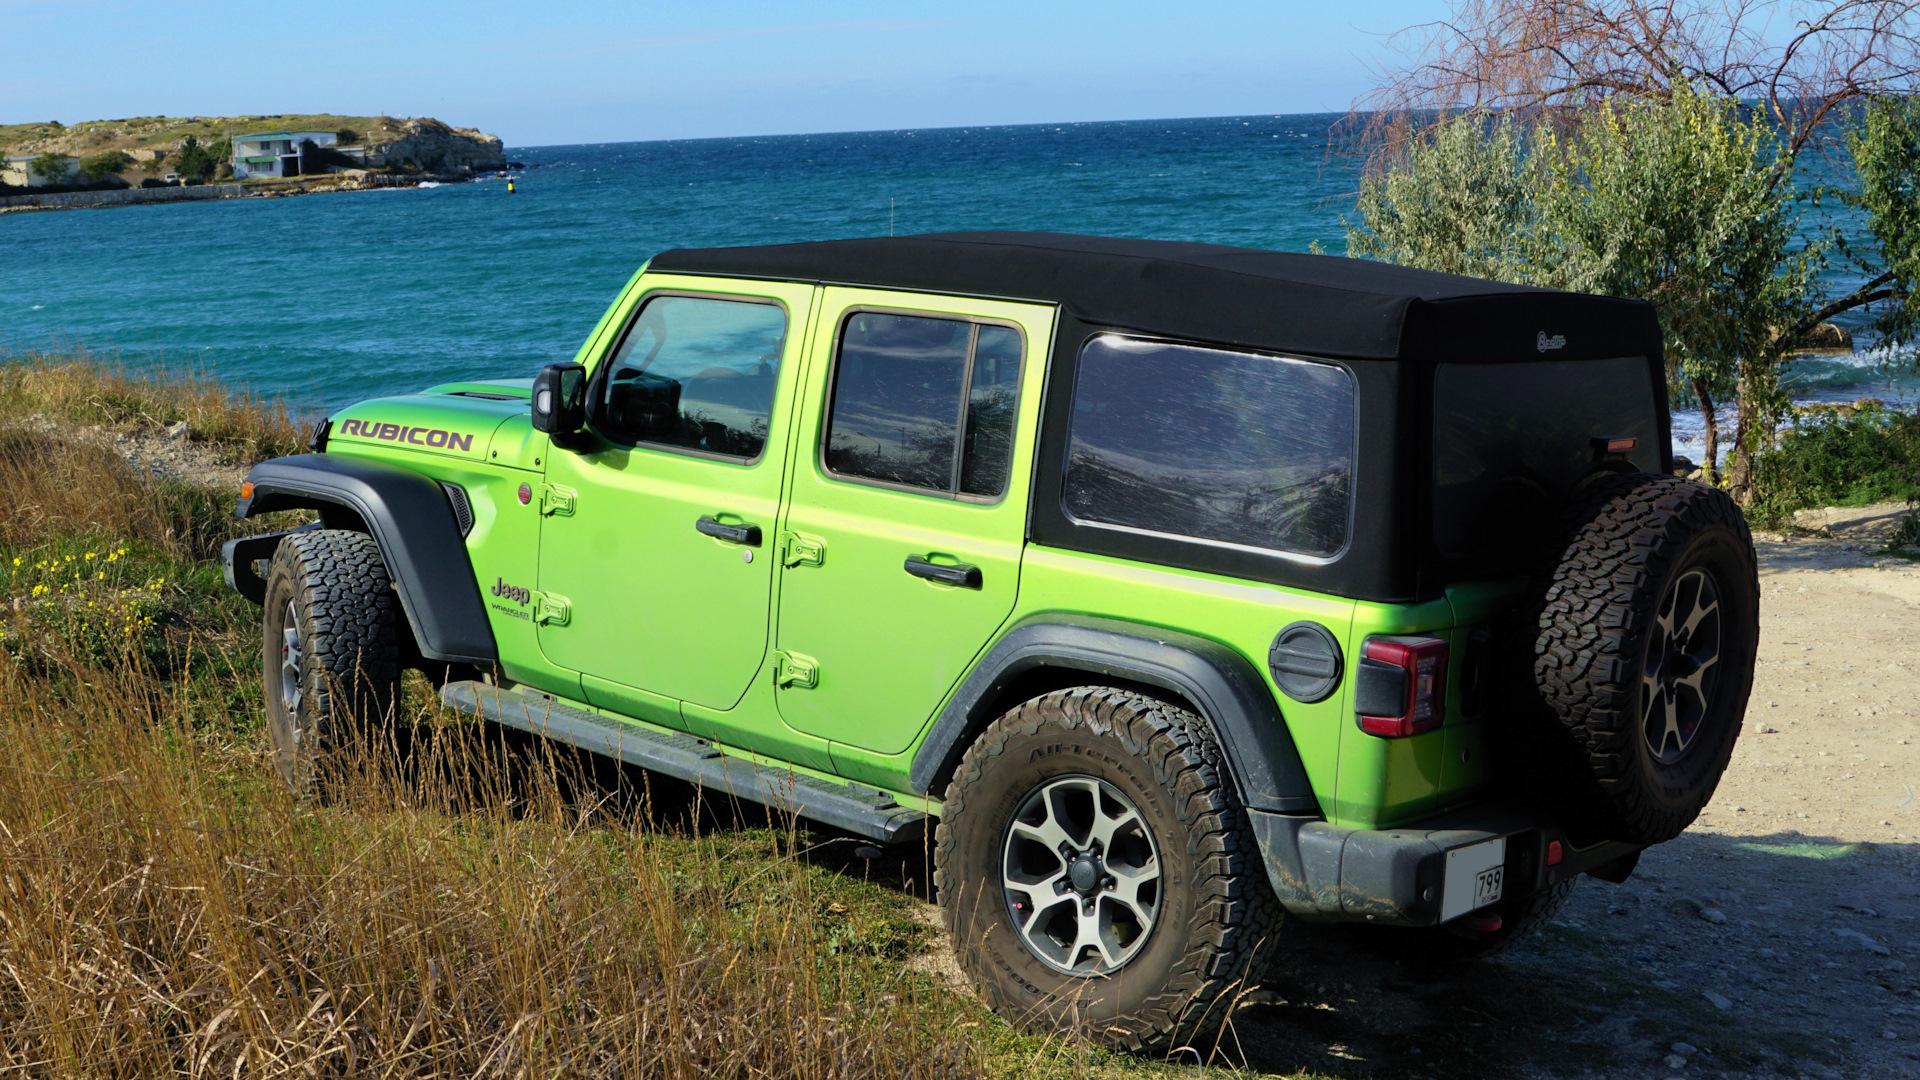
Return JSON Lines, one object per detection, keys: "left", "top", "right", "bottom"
{"left": 532, "top": 591, "right": 572, "bottom": 626}
{"left": 773, "top": 649, "right": 818, "bottom": 689}
{"left": 780, "top": 530, "right": 826, "bottom": 568}
{"left": 540, "top": 484, "right": 577, "bottom": 517}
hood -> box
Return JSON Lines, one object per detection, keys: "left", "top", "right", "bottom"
{"left": 328, "top": 379, "right": 533, "bottom": 462}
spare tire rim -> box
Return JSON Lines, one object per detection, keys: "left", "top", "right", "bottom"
{"left": 1001, "top": 774, "right": 1161, "bottom": 976}
{"left": 1642, "top": 567, "right": 1723, "bottom": 764}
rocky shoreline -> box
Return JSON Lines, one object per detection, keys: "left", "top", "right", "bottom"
{"left": 0, "top": 115, "right": 514, "bottom": 214}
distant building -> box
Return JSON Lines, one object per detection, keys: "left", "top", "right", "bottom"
{"left": 230, "top": 131, "right": 360, "bottom": 179}
{"left": 2, "top": 154, "right": 80, "bottom": 187}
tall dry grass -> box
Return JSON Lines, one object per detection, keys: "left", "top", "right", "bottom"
{"left": 0, "top": 638, "right": 982, "bottom": 1078}
{"left": 0, "top": 347, "right": 307, "bottom": 463}
{"left": 0, "top": 354, "right": 997, "bottom": 1078}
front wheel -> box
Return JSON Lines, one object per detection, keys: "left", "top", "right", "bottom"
{"left": 934, "top": 688, "right": 1281, "bottom": 1052}
{"left": 260, "top": 529, "right": 401, "bottom": 796}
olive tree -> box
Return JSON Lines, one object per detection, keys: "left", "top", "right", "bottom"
{"left": 1351, "top": 0, "right": 1920, "bottom": 500}
{"left": 1346, "top": 89, "right": 1815, "bottom": 479}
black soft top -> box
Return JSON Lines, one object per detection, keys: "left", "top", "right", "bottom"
{"left": 650, "top": 231, "right": 1660, "bottom": 364}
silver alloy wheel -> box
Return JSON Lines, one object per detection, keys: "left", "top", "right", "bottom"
{"left": 1001, "top": 774, "right": 1162, "bottom": 976}
{"left": 279, "top": 600, "right": 303, "bottom": 745}
{"left": 1642, "top": 567, "right": 1722, "bottom": 763}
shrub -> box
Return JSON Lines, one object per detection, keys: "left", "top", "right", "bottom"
{"left": 78, "top": 150, "right": 131, "bottom": 182}
{"left": 1746, "top": 405, "right": 1920, "bottom": 527}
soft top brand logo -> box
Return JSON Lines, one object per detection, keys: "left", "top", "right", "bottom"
{"left": 491, "top": 577, "right": 531, "bottom": 606}
{"left": 1536, "top": 331, "right": 1567, "bottom": 353}
{"left": 338, "top": 417, "right": 474, "bottom": 452}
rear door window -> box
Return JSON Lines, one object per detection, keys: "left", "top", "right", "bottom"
{"left": 597, "top": 294, "right": 788, "bottom": 460}
{"left": 1063, "top": 334, "right": 1355, "bottom": 558}
{"left": 824, "top": 311, "right": 1024, "bottom": 499}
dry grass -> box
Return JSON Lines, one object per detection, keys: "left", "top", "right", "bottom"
{"left": 0, "top": 647, "right": 980, "bottom": 1078}
{"left": 0, "top": 347, "right": 307, "bottom": 464}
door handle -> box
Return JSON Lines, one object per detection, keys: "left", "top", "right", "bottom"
{"left": 696, "top": 516, "right": 762, "bottom": 546}
{"left": 904, "top": 555, "right": 982, "bottom": 589}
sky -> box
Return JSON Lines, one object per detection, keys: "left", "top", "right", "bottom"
{"left": 2, "top": 1, "right": 1441, "bottom": 146}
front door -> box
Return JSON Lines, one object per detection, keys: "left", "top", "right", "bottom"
{"left": 773, "top": 289, "right": 1051, "bottom": 755}
{"left": 537, "top": 280, "right": 815, "bottom": 722}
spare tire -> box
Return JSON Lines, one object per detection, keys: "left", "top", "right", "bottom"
{"left": 1499, "top": 472, "right": 1758, "bottom": 845}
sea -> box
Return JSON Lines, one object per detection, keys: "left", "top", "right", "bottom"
{"left": 1, "top": 113, "right": 1912, "bottom": 460}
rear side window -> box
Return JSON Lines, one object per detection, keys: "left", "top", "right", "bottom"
{"left": 598, "top": 295, "right": 787, "bottom": 460}
{"left": 1063, "top": 335, "right": 1354, "bottom": 558}
{"left": 824, "top": 311, "right": 1024, "bottom": 498}
{"left": 1432, "top": 357, "right": 1659, "bottom": 557}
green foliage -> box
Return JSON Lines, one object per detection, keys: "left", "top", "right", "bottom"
{"left": 173, "top": 135, "right": 229, "bottom": 181}
{"left": 1538, "top": 86, "right": 1816, "bottom": 412}
{"left": 1347, "top": 115, "right": 1542, "bottom": 282}
{"left": 77, "top": 150, "right": 130, "bottom": 181}
{"left": 1349, "top": 88, "right": 1815, "bottom": 416}
{"left": 336, "top": 127, "right": 360, "bottom": 145}
{"left": 1844, "top": 96, "right": 1920, "bottom": 348}
{"left": 1746, "top": 405, "right": 1920, "bottom": 527}
{"left": 27, "top": 152, "right": 69, "bottom": 181}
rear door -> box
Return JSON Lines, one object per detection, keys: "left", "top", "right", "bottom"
{"left": 772, "top": 289, "right": 1052, "bottom": 755}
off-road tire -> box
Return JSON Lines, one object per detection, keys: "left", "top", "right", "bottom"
{"left": 934, "top": 687, "right": 1282, "bottom": 1053}
{"left": 260, "top": 529, "right": 401, "bottom": 796}
{"left": 1356, "top": 878, "right": 1579, "bottom": 965}
{"left": 1501, "top": 472, "right": 1758, "bottom": 845}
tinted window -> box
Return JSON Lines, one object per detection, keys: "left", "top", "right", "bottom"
{"left": 599, "top": 296, "right": 787, "bottom": 459}
{"left": 825, "top": 312, "right": 1023, "bottom": 497}
{"left": 961, "top": 325, "right": 1022, "bottom": 497}
{"left": 1433, "top": 357, "right": 1659, "bottom": 557}
{"left": 1063, "top": 335, "right": 1354, "bottom": 558}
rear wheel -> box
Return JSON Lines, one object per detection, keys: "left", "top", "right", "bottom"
{"left": 934, "top": 687, "right": 1281, "bottom": 1052}
{"left": 260, "top": 529, "right": 400, "bottom": 796}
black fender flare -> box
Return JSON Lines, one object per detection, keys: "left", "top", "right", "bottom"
{"left": 234, "top": 453, "right": 497, "bottom": 666}
{"left": 910, "top": 614, "right": 1320, "bottom": 814}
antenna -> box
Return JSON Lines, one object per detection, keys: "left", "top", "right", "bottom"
{"left": 890, "top": 198, "right": 895, "bottom": 237}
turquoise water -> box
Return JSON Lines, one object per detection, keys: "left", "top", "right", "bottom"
{"left": 1, "top": 113, "right": 1909, "bottom": 457}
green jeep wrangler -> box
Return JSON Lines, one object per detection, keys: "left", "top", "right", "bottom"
{"left": 225, "top": 232, "right": 1758, "bottom": 1050}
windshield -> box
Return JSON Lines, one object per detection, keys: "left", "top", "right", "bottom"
{"left": 1432, "top": 357, "right": 1660, "bottom": 558}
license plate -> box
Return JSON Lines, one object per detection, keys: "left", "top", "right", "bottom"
{"left": 1441, "top": 837, "right": 1508, "bottom": 922}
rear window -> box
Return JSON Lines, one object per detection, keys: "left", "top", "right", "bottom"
{"left": 1432, "top": 357, "right": 1660, "bottom": 557}
{"left": 1063, "top": 335, "right": 1355, "bottom": 558}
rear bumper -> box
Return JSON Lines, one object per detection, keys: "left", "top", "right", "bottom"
{"left": 1248, "top": 804, "right": 1642, "bottom": 927}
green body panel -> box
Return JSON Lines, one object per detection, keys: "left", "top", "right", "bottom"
{"left": 773, "top": 288, "right": 1054, "bottom": 763}
{"left": 536, "top": 275, "right": 818, "bottom": 717}
{"left": 330, "top": 392, "right": 525, "bottom": 463}
{"left": 312, "top": 262, "right": 1526, "bottom": 832}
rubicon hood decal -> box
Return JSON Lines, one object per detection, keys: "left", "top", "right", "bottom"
{"left": 337, "top": 418, "right": 475, "bottom": 452}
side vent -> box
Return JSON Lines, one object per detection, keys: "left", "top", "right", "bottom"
{"left": 440, "top": 482, "right": 474, "bottom": 537}
{"left": 1268, "top": 621, "right": 1343, "bottom": 703}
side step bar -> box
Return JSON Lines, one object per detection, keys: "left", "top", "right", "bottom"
{"left": 440, "top": 681, "right": 927, "bottom": 844}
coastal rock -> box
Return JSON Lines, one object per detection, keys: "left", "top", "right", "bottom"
{"left": 368, "top": 118, "right": 506, "bottom": 174}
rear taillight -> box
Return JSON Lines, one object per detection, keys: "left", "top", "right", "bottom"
{"left": 1355, "top": 636, "right": 1448, "bottom": 737}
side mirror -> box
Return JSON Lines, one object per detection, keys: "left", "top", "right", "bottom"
{"left": 531, "top": 363, "right": 587, "bottom": 437}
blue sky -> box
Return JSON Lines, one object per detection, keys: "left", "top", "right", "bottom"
{"left": 4, "top": 1, "right": 1440, "bottom": 147}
